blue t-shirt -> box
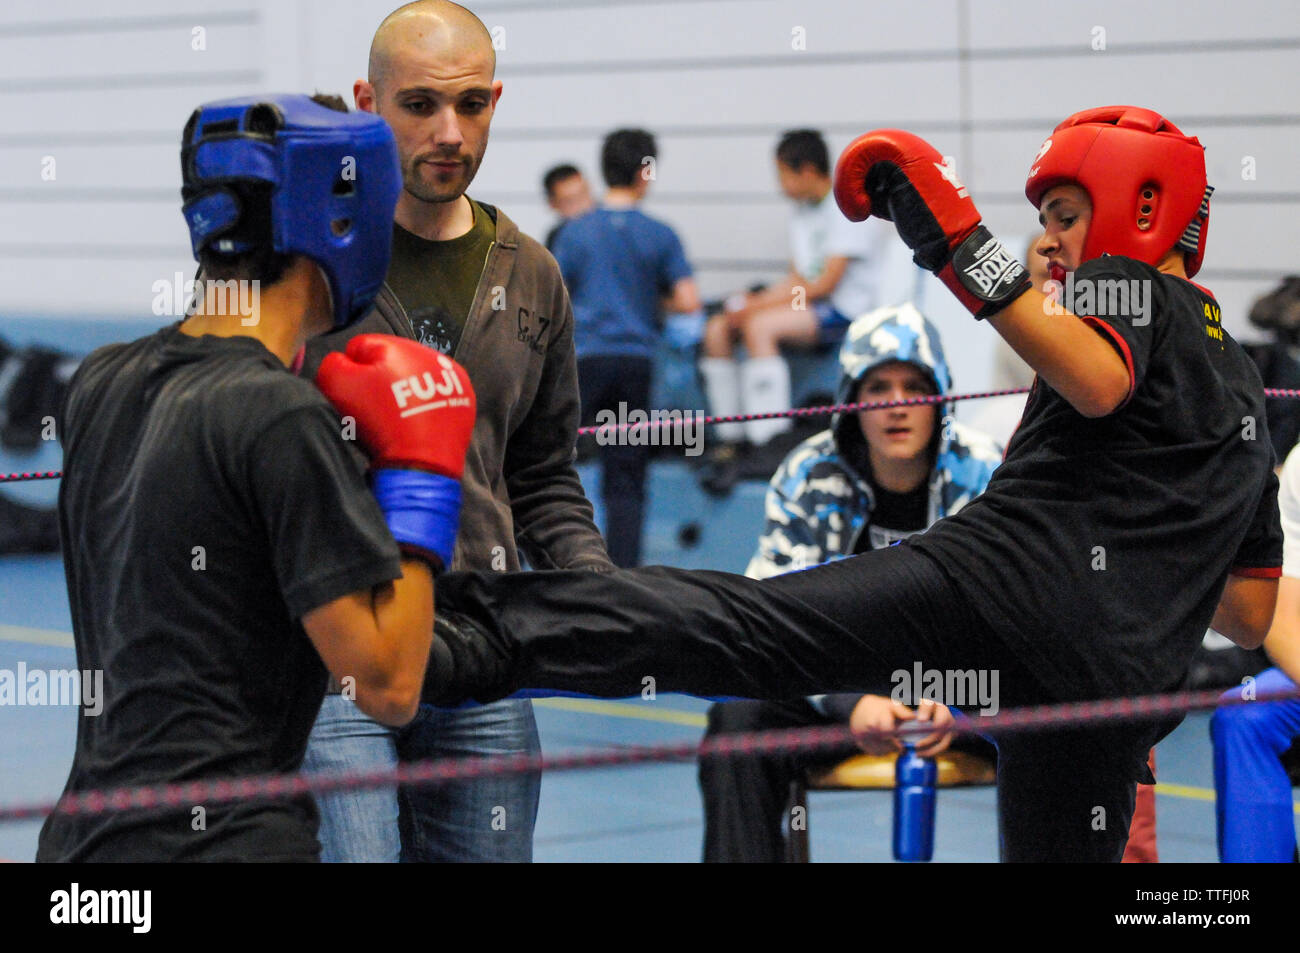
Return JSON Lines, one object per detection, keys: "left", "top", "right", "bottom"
{"left": 551, "top": 206, "right": 693, "bottom": 359}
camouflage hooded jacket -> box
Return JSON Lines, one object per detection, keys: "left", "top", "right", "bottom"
{"left": 745, "top": 303, "right": 1004, "bottom": 580}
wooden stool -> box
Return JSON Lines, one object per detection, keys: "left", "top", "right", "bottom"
{"left": 785, "top": 749, "right": 997, "bottom": 862}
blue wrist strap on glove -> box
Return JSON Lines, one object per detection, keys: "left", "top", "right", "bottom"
{"left": 371, "top": 468, "right": 462, "bottom": 574}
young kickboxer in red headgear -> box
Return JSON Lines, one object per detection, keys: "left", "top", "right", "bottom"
{"left": 420, "top": 107, "right": 1282, "bottom": 862}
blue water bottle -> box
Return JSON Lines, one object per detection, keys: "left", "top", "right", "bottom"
{"left": 893, "top": 742, "right": 937, "bottom": 862}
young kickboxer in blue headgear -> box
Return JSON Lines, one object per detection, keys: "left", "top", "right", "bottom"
{"left": 38, "top": 94, "right": 477, "bottom": 861}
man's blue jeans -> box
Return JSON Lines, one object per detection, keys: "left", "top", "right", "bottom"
{"left": 303, "top": 694, "right": 541, "bottom": 862}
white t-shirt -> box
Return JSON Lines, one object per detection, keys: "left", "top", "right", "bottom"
{"left": 1279, "top": 444, "right": 1300, "bottom": 578}
{"left": 788, "top": 191, "right": 910, "bottom": 319}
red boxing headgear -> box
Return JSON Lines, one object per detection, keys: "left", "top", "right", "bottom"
{"left": 1025, "top": 106, "right": 1213, "bottom": 277}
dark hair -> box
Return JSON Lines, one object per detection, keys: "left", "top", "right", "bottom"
{"left": 776, "top": 129, "right": 829, "bottom": 177}
{"left": 310, "top": 91, "right": 350, "bottom": 113}
{"left": 601, "top": 129, "right": 656, "bottom": 188}
{"left": 194, "top": 192, "right": 294, "bottom": 285}
{"left": 1249, "top": 276, "right": 1300, "bottom": 341}
{"left": 543, "top": 163, "right": 582, "bottom": 198}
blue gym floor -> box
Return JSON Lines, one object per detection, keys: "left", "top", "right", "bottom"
{"left": 0, "top": 318, "right": 1291, "bottom": 861}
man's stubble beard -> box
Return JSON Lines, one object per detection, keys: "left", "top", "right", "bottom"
{"left": 404, "top": 161, "right": 467, "bottom": 204}
{"left": 401, "top": 134, "right": 490, "bottom": 205}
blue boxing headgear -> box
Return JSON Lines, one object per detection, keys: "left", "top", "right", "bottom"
{"left": 180, "top": 94, "right": 402, "bottom": 329}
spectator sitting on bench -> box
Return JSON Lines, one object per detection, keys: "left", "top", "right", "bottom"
{"left": 698, "top": 302, "right": 1003, "bottom": 862}
{"left": 699, "top": 129, "right": 903, "bottom": 478}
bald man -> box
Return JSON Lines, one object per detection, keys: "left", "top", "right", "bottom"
{"left": 300, "top": 1, "right": 615, "bottom": 863}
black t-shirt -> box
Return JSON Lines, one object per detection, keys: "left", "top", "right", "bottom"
{"left": 37, "top": 325, "right": 401, "bottom": 861}
{"left": 854, "top": 479, "right": 929, "bottom": 554}
{"left": 911, "top": 257, "right": 1282, "bottom": 702}
{"left": 819, "top": 478, "right": 930, "bottom": 722}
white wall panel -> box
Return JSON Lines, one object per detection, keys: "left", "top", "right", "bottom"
{"left": 0, "top": 1, "right": 250, "bottom": 26}
{"left": 0, "top": 145, "right": 178, "bottom": 192}
{"left": 0, "top": 83, "right": 265, "bottom": 139}
{"left": 969, "top": 50, "right": 1299, "bottom": 123}
{"left": 977, "top": 199, "right": 1300, "bottom": 275}
{"left": 1, "top": 0, "right": 1295, "bottom": 393}
{"left": 476, "top": 0, "right": 960, "bottom": 63}
{"left": 971, "top": 126, "right": 1300, "bottom": 197}
{"left": 965, "top": 0, "right": 1300, "bottom": 47}
{"left": 0, "top": 21, "right": 258, "bottom": 84}
{"left": 0, "top": 255, "right": 198, "bottom": 318}
{"left": 0, "top": 200, "right": 182, "bottom": 247}
{"left": 492, "top": 60, "right": 964, "bottom": 130}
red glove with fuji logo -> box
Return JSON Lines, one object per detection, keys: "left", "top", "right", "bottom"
{"left": 833, "top": 130, "right": 1030, "bottom": 319}
{"left": 317, "top": 334, "right": 477, "bottom": 572}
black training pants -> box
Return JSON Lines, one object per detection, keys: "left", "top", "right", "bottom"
{"left": 439, "top": 544, "right": 1174, "bottom": 861}
{"left": 700, "top": 699, "right": 856, "bottom": 863}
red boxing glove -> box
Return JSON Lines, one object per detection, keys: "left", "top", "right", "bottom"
{"left": 316, "top": 334, "right": 476, "bottom": 479}
{"left": 834, "top": 130, "right": 1029, "bottom": 319}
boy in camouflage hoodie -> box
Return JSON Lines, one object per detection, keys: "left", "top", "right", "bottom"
{"left": 700, "top": 303, "right": 1002, "bottom": 862}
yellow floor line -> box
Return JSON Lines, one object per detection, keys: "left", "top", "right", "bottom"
{"left": 1153, "top": 781, "right": 1215, "bottom": 803}
{"left": 535, "top": 699, "right": 1300, "bottom": 811}
{"left": 1156, "top": 781, "right": 1300, "bottom": 813}
{"left": 533, "top": 696, "right": 708, "bottom": 728}
{"left": 0, "top": 624, "right": 73, "bottom": 649}
{"left": 4, "top": 627, "right": 1297, "bottom": 812}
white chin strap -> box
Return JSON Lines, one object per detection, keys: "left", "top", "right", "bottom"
{"left": 316, "top": 264, "right": 338, "bottom": 326}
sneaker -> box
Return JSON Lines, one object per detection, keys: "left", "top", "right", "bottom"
{"left": 424, "top": 605, "right": 513, "bottom": 708}
{"left": 697, "top": 441, "right": 747, "bottom": 497}
{"left": 737, "top": 429, "right": 806, "bottom": 482}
